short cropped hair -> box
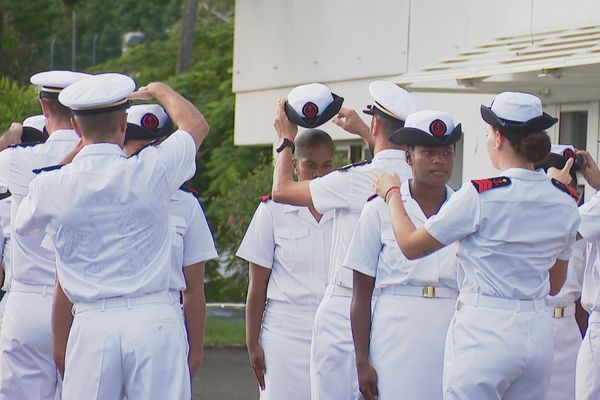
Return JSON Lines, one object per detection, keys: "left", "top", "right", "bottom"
{"left": 73, "top": 109, "right": 125, "bottom": 141}
{"left": 294, "top": 129, "right": 334, "bottom": 158}
{"left": 374, "top": 114, "right": 405, "bottom": 139}
{"left": 41, "top": 99, "right": 72, "bottom": 123}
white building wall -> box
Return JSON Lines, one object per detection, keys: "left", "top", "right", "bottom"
{"left": 234, "top": 0, "right": 600, "bottom": 182}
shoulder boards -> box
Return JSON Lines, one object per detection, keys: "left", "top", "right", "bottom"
{"left": 128, "top": 139, "right": 159, "bottom": 158}
{"left": 179, "top": 185, "right": 200, "bottom": 199}
{"left": 32, "top": 164, "right": 64, "bottom": 175}
{"left": 337, "top": 159, "right": 372, "bottom": 172}
{"left": 0, "top": 190, "right": 11, "bottom": 201}
{"left": 367, "top": 194, "right": 378, "bottom": 202}
{"left": 259, "top": 194, "right": 272, "bottom": 202}
{"left": 471, "top": 176, "right": 511, "bottom": 193}
{"left": 551, "top": 179, "right": 579, "bottom": 202}
{"left": 7, "top": 141, "right": 43, "bottom": 149}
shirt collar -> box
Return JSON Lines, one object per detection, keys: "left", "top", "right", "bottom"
{"left": 73, "top": 143, "right": 126, "bottom": 161}
{"left": 283, "top": 204, "right": 333, "bottom": 225}
{"left": 372, "top": 149, "right": 406, "bottom": 161}
{"left": 401, "top": 180, "right": 454, "bottom": 222}
{"left": 501, "top": 167, "right": 548, "bottom": 181}
{"left": 47, "top": 129, "right": 78, "bottom": 142}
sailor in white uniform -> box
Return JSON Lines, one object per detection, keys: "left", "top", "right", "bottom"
{"left": 374, "top": 92, "right": 580, "bottom": 400}
{"left": 346, "top": 111, "right": 461, "bottom": 400}
{"left": 122, "top": 103, "right": 219, "bottom": 378}
{"left": 0, "top": 71, "right": 88, "bottom": 400}
{"left": 536, "top": 145, "right": 587, "bottom": 400}
{"left": 570, "top": 148, "right": 600, "bottom": 400}
{"left": 238, "top": 129, "right": 335, "bottom": 399}
{"left": 0, "top": 114, "right": 48, "bottom": 330}
{"left": 13, "top": 74, "right": 209, "bottom": 400}
{"left": 271, "top": 81, "right": 419, "bottom": 399}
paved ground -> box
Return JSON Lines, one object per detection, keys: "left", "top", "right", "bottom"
{"left": 193, "top": 347, "right": 258, "bottom": 399}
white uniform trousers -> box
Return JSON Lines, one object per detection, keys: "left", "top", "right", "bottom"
{"left": 444, "top": 293, "right": 552, "bottom": 400}
{"left": 371, "top": 289, "right": 456, "bottom": 400}
{"left": 63, "top": 293, "right": 190, "bottom": 400}
{"left": 0, "top": 294, "right": 8, "bottom": 331}
{"left": 0, "top": 287, "right": 58, "bottom": 400}
{"left": 548, "top": 304, "right": 580, "bottom": 400}
{"left": 259, "top": 300, "right": 316, "bottom": 400}
{"left": 576, "top": 311, "right": 600, "bottom": 400}
{"left": 310, "top": 286, "right": 359, "bottom": 400}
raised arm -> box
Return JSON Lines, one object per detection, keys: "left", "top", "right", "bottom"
{"left": 129, "top": 82, "right": 209, "bottom": 151}
{"left": 332, "top": 108, "right": 372, "bottom": 148}
{"left": 0, "top": 123, "right": 23, "bottom": 151}
{"left": 271, "top": 99, "right": 314, "bottom": 207}
{"left": 374, "top": 173, "right": 445, "bottom": 259}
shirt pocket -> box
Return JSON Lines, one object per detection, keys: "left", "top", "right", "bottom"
{"left": 274, "top": 226, "right": 310, "bottom": 262}
{"left": 381, "top": 227, "right": 406, "bottom": 263}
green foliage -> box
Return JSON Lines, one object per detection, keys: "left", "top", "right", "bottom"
{"left": 205, "top": 162, "right": 274, "bottom": 301}
{"left": 205, "top": 316, "right": 245, "bottom": 347}
{"left": 1, "top": 0, "right": 182, "bottom": 82}
{"left": 0, "top": 78, "right": 40, "bottom": 130}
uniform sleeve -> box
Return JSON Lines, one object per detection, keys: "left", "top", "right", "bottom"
{"left": 424, "top": 182, "right": 480, "bottom": 245}
{"left": 148, "top": 130, "right": 197, "bottom": 193}
{"left": 579, "top": 191, "right": 600, "bottom": 241}
{"left": 236, "top": 202, "right": 275, "bottom": 269}
{"left": 13, "top": 177, "right": 50, "bottom": 236}
{"left": 0, "top": 150, "right": 12, "bottom": 193}
{"left": 343, "top": 202, "right": 382, "bottom": 277}
{"left": 309, "top": 167, "right": 371, "bottom": 214}
{"left": 182, "top": 201, "right": 218, "bottom": 267}
{"left": 557, "top": 208, "right": 580, "bottom": 261}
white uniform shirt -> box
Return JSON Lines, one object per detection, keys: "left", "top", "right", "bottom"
{"left": 236, "top": 199, "right": 334, "bottom": 307}
{"left": 424, "top": 168, "right": 579, "bottom": 300}
{"left": 0, "top": 197, "right": 11, "bottom": 291}
{"left": 14, "top": 130, "right": 196, "bottom": 302}
{"left": 169, "top": 189, "right": 218, "bottom": 291}
{"left": 309, "top": 149, "right": 412, "bottom": 288}
{"left": 547, "top": 240, "right": 585, "bottom": 307}
{"left": 0, "top": 130, "right": 79, "bottom": 286}
{"left": 344, "top": 181, "right": 459, "bottom": 291}
{"left": 578, "top": 191, "right": 600, "bottom": 312}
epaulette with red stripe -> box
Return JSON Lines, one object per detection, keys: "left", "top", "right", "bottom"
{"left": 551, "top": 179, "right": 579, "bottom": 202}
{"left": 179, "top": 185, "right": 200, "bottom": 200}
{"left": 259, "top": 194, "right": 272, "bottom": 202}
{"left": 471, "top": 176, "right": 511, "bottom": 193}
{"left": 367, "top": 194, "right": 378, "bottom": 202}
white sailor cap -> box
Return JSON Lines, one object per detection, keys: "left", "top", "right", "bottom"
{"left": 481, "top": 92, "right": 558, "bottom": 134}
{"left": 285, "top": 83, "right": 344, "bottom": 128}
{"left": 23, "top": 115, "right": 46, "bottom": 132}
{"left": 363, "top": 81, "right": 421, "bottom": 123}
{"left": 125, "top": 104, "right": 174, "bottom": 141}
{"left": 30, "top": 70, "right": 90, "bottom": 100}
{"left": 22, "top": 114, "right": 48, "bottom": 143}
{"left": 389, "top": 110, "right": 462, "bottom": 147}
{"left": 58, "top": 73, "right": 136, "bottom": 115}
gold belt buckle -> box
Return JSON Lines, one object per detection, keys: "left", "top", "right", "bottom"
{"left": 553, "top": 306, "right": 565, "bottom": 318}
{"left": 422, "top": 285, "right": 436, "bottom": 298}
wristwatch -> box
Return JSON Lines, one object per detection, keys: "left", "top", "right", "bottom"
{"left": 276, "top": 138, "right": 295, "bottom": 153}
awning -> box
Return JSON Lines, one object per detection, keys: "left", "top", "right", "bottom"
{"left": 394, "top": 25, "right": 600, "bottom": 101}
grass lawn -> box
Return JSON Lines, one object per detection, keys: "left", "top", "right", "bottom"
{"left": 205, "top": 316, "right": 246, "bottom": 347}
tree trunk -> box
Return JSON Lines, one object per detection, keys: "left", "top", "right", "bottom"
{"left": 176, "top": 0, "right": 199, "bottom": 75}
